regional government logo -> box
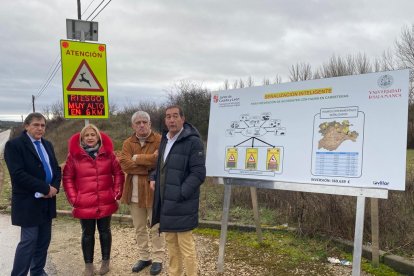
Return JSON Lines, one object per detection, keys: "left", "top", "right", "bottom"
{"left": 213, "top": 94, "right": 219, "bottom": 103}
{"left": 377, "top": 74, "right": 393, "bottom": 88}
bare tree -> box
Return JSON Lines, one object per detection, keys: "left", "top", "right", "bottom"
{"left": 262, "top": 77, "right": 270, "bottom": 85}
{"left": 313, "top": 71, "right": 322, "bottom": 79}
{"left": 246, "top": 76, "right": 254, "bottom": 87}
{"left": 42, "top": 105, "right": 51, "bottom": 120}
{"left": 394, "top": 26, "right": 414, "bottom": 103}
{"left": 50, "top": 101, "right": 64, "bottom": 119}
{"left": 317, "top": 55, "right": 356, "bottom": 78}
{"left": 223, "top": 79, "right": 230, "bottom": 90}
{"left": 395, "top": 25, "right": 414, "bottom": 68}
{"left": 355, "top": 53, "right": 372, "bottom": 74}
{"left": 289, "top": 62, "right": 312, "bottom": 81}
{"left": 273, "top": 74, "right": 283, "bottom": 84}
{"left": 109, "top": 102, "right": 118, "bottom": 116}
{"left": 238, "top": 78, "right": 245, "bottom": 88}
{"left": 167, "top": 81, "right": 211, "bottom": 139}
{"left": 232, "top": 79, "right": 238, "bottom": 89}
{"left": 374, "top": 49, "right": 398, "bottom": 72}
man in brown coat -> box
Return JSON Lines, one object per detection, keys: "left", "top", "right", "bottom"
{"left": 120, "top": 111, "right": 164, "bottom": 275}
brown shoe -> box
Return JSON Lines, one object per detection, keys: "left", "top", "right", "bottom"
{"left": 83, "top": 263, "right": 94, "bottom": 276}
{"left": 97, "top": 260, "right": 110, "bottom": 275}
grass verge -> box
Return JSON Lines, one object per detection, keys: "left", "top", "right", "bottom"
{"left": 194, "top": 228, "right": 403, "bottom": 275}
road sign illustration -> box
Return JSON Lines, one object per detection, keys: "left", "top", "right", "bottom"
{"left": 67, "top": 59, "right": 104, "bottom": 91}
{"left": 60, "top": 40, "right": 108, "bottom": 119}
{"left": 226, "top": 148, "right": 238, "bottom": 169}
{"left": 266, "top": 148, "right": 280, "bottom": 171}
{"left": 245, "top": 148, "right": 258, "bottom": 170}
{"left": 224, "top": 112, "right": 284, "bottom": 176}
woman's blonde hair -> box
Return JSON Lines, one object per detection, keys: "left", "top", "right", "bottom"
{"left": 79, "top": 124, "right": 102, "bottom": 146}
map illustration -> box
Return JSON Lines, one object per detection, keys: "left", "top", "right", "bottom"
{"left": 318, "top": 120, "right": 359, "bottom": 151}
{"left": 311, "top": 107, "right": 364, "bottom": 178}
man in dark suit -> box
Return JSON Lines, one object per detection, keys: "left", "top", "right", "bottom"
{"left": 4, "top": 112, "right": 61, "bottom": 276}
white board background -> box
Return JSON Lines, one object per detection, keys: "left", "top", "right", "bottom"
{"left": 206, "top": 70, "right": 409, "bottom": 191}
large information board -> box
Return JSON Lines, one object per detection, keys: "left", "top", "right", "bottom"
{"left": 60, "top": 40, "right": 109, "bottom": 119}
{"left": 206, "top": 70, "right": 409, "bottom": 191}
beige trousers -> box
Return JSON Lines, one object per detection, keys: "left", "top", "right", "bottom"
{"left": 165, "top": 231, "right": 198, "bottom": 276}
{"left": 129, "top": 203, "right": 165, "bottom": 263}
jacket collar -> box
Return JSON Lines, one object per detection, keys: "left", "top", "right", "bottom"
{"left": 68, "top": 131, "right": 114, "bottom": 158}
{"left": 21, "top": 130, "right": 43, "bottom": 161}
{"left": 162, "top": 122, "right": 201, "bottom": 143}
{"left": 131, "top": 130, "right": 157, "bottom": 143}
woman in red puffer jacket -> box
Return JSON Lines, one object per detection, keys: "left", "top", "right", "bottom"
{"left": 63, "top": 124, "right": 124, "bottom": 276}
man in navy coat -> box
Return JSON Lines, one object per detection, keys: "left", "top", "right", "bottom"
{"left": 4, "top": 112, "right": 61, "bottom": 276}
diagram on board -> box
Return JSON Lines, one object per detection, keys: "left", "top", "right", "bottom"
{"left": 224, "top": 112, "right": 285, "bottom": 176}
{"left": 311, "top": 106, "right": 365, "bottom": 178}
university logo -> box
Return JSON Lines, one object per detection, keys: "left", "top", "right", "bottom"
{"left": 377, "top": 74, "right": 393, "bottom": 88}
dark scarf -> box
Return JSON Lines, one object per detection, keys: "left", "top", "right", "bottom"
{"left": 82, "top": 142, "right": 100, "bottom": 159}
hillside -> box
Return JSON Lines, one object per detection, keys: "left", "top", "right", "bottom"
{"left": 0, "top": 121, "right": 21, "bottom": 133}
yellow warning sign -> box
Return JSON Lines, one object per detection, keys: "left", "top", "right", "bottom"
{"left": 60, "top": 40, "right": 108, "bottom": 119}
{"left": 226, "top": 148, "right": 238, "bottom": 169}
{"left": 267, "top": 148, "right": 280, "bottom": 171}
{"left": 245, "top": 148, "right": 258, "bottom": 170}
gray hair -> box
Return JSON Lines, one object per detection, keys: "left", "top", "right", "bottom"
{"left": 131, "top": 111, "right": 150, "bottom": 123}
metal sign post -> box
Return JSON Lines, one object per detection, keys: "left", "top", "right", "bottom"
{"left": 215, "top": 178, "right": 388, "bottom": 276}
{"left": 370, "top": 198, "right": 380, "bottom": 267}
{"left": 64, "top": 0, "right": 99, "bottom": 125}
{"left": 217, "top": 182, "right": 232, "bottom": 273}
{"left": 352, "top": 196, "right": 366, "bottom": 276}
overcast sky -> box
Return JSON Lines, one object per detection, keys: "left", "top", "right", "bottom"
{"left": 0, "top": 0, "right": 413, "bottom": 121}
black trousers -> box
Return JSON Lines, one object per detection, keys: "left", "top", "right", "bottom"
{"left": 80, "top": 216, "right": 112, "bottom": 264}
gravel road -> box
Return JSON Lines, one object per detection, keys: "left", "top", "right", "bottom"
{"left": 45, "top": 217, "right": 364, "bottom": 276}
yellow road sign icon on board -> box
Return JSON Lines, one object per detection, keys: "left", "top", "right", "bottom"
{"left": 245, "top": 148, "right": 258, "bottom": 170}
{"left": 266, "top": 148, "right": 280, "bottom": 171}
{"left": 226, "top": 148, "right": 238, "bottom": 169}
{"left": 60, "top": 40, "right": 108, "bottom": 118}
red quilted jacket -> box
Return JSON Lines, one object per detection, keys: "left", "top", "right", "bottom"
{"left": 63, "top": 132, "right": 125, "bottom": 219}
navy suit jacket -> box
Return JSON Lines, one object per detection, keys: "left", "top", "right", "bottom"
{"left": 4, "top": 131, "right": 61, "bottom": 227}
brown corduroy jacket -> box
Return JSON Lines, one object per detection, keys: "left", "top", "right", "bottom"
{"left": 119, "top": 131, "right": 161, "bottom": 208}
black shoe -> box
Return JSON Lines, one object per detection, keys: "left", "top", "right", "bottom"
{"left": 132, "top": 260, "right": 152, "bottom": 273}
{"left": 150, "top": 262, "right": 162, "bottom": 275}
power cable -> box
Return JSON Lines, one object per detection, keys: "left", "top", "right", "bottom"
{"left": 81, "top": 0, "right": 96, "bottom": 18}
{"left": 86, "top": 0, "right": 106, "bottom": 21}
{"left": 25, "top": 54, "right": 60, "bottom": 113}
{"left": 35, "top": 54, "right": 60, "bottom": 98}
{"left": 32, "top": 0, "right": 112, "bottom": 110}
{"left": 91, "top": 0, "right": 112, "bottom": 20}
{"left": 36, "top": 60, "right": 61, "bottom": 99}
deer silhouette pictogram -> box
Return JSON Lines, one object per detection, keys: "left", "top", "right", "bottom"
{"left": 79, "top": 73, "right": 91, "bottom": 87}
